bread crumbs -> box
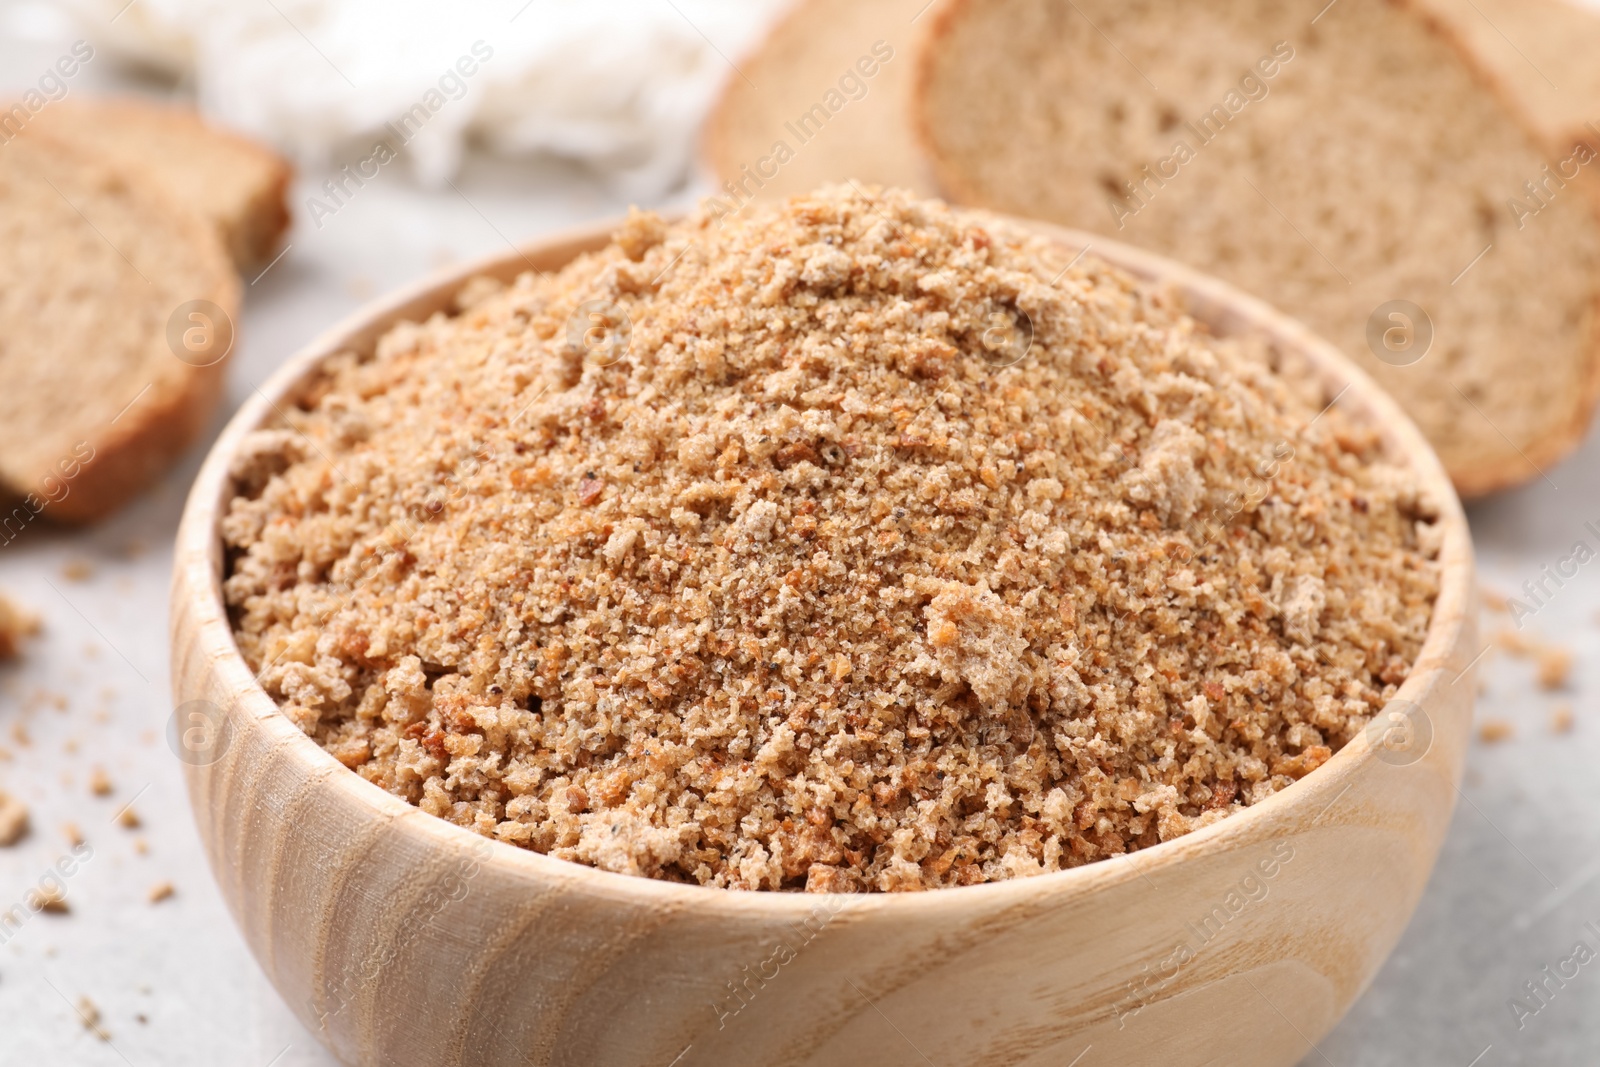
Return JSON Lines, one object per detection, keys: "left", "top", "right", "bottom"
{"left": 1552, "top": 704, "right": 1575, "bottom": 734}
{"left": 0, "top": 590, "right": 39, "bottom": 660}
{"left": 0, "top": 790, "right": 28, "bottom": 845}
{"left": 1479, "top": 719, "right": 1514, "bottom": 744}
{"left": 223, "top": 187, "right": 1440, "bottom": 892}
{"left": 76, "top": 996, "right": 109, "bottom": 1041}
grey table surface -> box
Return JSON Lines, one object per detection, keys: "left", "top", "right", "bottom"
{"left": 3, "top": 7, "right": 1599, "bottom": 1065}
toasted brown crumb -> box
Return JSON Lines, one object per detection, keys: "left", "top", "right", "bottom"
{"left": 63, "top": 821, "right": 83, "bottom": 847}
{"left": 1537, "top": 646, "right": 1574, "bottom": 691}
{"left": 147, "top": 881, "right": 174, "bottom": 904}
{"left": 1479, "top": 719, "right": 1514, "bottom": 743}
{"left": 88, "top": 766, "right": 112, "bottom": 796}
{"left": 1552, "top": 704, "right": 1575, "bottom": 734}
{"left": 0, "top": 790, "right": 29, "bottom": 846}
{"left": 1494, "top": 628, "right": 1538, "bottom": 656}
{"left": 34, "top": 882, "right": 69, "bottom": 913}
{"left": 222, "top": 187, "right": 1441, "bottom": 892}
{"left": 76, "top": 996, "right": 109, "bottom": 1041}
{"left": 117, "top": 806, "right": 140, "bottom": 830}
{"left": 61, "top": 560, "right": 93, "bottom": 582}
{"left": 133, "top": 836, "right": 148, "bottom": 854}
{"left": 0, "top": 590, "right": 39, "bottom": 660}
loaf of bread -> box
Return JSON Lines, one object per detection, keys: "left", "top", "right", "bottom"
{"left": 37, "top": 97, "right": 290, "bottom": 268}
{"left": 0, "top": 133, "right": 238, "bottom": 523}
{"left": 914, "top": 0, "right": 1600, "bottom": 496}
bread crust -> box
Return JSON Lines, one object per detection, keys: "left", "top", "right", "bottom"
{"left": 0, "top": 131, "right": 239, "bottom": 524}
{"left": 910, "top": 0, "right": 1600, "bottom": 498}
{"left": 46, "top": 97, "right": 293, "bottom": 269}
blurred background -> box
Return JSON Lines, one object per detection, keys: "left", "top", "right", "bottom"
{"left": 3, "top": 0, "right": 1600, "bottom": 1062}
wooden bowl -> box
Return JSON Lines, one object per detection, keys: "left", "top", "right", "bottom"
{"left": 171, "top": 216, "right": 1477, "bottom": 1067}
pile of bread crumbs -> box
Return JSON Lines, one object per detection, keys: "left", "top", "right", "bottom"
{"left": 223, "top": 187, "right": 1439, "bottom": 892}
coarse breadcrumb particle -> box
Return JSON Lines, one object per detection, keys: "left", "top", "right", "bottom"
{"left": 1493, "top": 627, "right": 1575, "bottom": 691}
{"left": 0, "top": 790, "right": 28, "bottom": 846}
{"left": 1537, "top": 646, "right": 1573, "bottom": 691}
{"left": 0, "top": 590, "right": 38, "bottom": 660}
{"left": 76, "top": 996, "right": 109, "bottom": 1041}
{"left": 223, "top": 186, "right": 1440, "bottom": 892}
{"left": 1552, "top": 704, "right": 1575, "bottom": 734}
{"left": 34, "top": 882, "right": 68, "bottom": 913}
{"left": 1479, "top": 719, "right": 1514, "bottom": 744}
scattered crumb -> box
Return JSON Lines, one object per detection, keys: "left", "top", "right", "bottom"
{"left": 1494, "top": 627, "right": 1577, "bottom": 691}
{"left": 117, "top": 539, "right": 147, "bottom": 561}
{"left": 133, "top": 837, "right": 148, "bottom": 855}
{"left": 1537, "top": 646, "right": 1574, "bottom": 691}
{"left": 0, "top": 590, "right": 40, "bottom": 660}
{"left": 1551, "top": 704, "right": 1576, "bottom": 734}
{"left": 76, "top": 996, "right": 110, "bottom": 1041}
{"left": 61, "top": 560, "right": 94, "bottom": 582}
{"left": 1494, "top": 629, "right": 1538, "bottom": 656}
{"left": 88, "top": 767, "right": 112, "bottom": 796}
{"left": 34, "top": 883, "right": 69, "bottom": 913}
{"left": 135, "top": 1013, "right": 148, "bottom": 1025}
{"left": 63, "top": 738, "right": 79, "bottom": 755}
{"left": 147, "top": 881, "right": 174, "bottom": 904}
{"left": 10, "top": 721, "right": 28, "bottom": 746}
{"left": 0, "top": 791, "right": 29, "bottom": 845}
{"left": 1478, "top": 719, "right": 1515, "bottom": 744}
{"left": 1480, "top": 586, "right": 1509, "bottom": 613}
{"left": 62, "top": 822, "right": 83, "bottom": 847}
{"left": 117, "top": 806, "right": 141, "bottom": 830}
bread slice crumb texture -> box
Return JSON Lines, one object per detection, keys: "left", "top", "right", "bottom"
{"left": 224, "top": 186, "right": 1440, "bottom": 892}
{"left": 0, "top": 133, "right": 237, "bottom": 522}
{"left": 37, "top": 97, "right": 291, "bottom": 268}
{"left": 915, "top": 0, "right": 1600, "bottom": 497}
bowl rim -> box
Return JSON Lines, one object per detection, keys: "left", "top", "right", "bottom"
{"left": 174, "top": 210, "right": 1476, "bottom": 919}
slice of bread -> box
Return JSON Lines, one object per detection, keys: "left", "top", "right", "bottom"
{"left": 914, "top": 0, "right": 1600, "bottom": 497}
{"left": 0, "top": 133, "right": 238, "bottom": 524}
{"left": 1411, "top": 0, "right": 1600, "bottom": 156}
{"left": 34, "top": 97, "right": 291, "bottom": 269}
{"left": 701, "top": 0, "right": 940, "bottom": 206}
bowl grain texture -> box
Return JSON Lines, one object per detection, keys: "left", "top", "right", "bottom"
{"left": 171, "top": 217, "right": 1478, "bottom": 1067}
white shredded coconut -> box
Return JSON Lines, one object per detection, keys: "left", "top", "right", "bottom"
{"left": 56, "top": 0, "right": 785, "bottom": 195}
